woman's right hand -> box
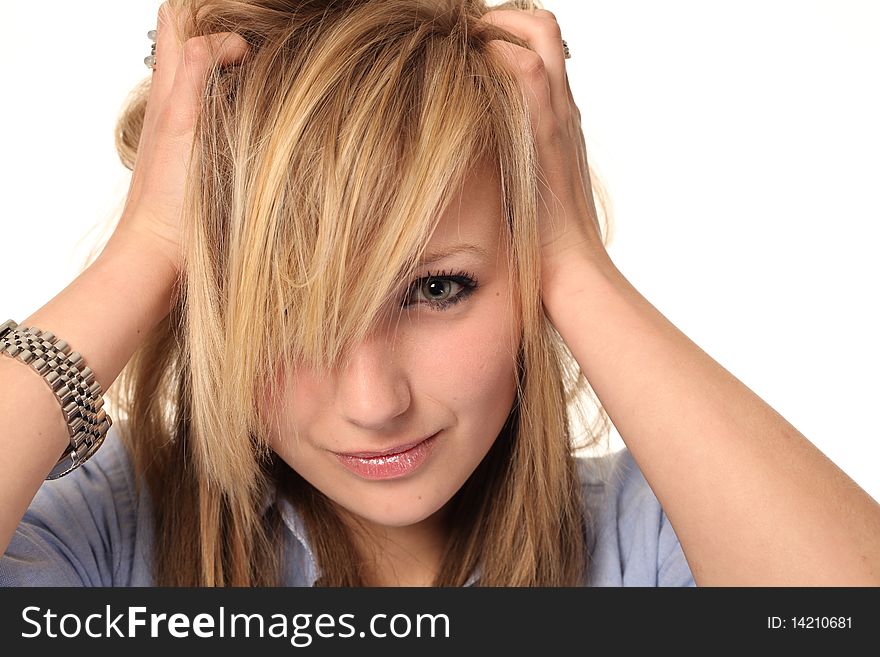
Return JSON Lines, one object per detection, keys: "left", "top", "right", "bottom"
{"left": 112, "top": 1, "right": 249, "bottom": 274}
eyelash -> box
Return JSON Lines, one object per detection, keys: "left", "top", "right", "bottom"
{"left": 402, "top": 269, "right": 479, "bottom": 311}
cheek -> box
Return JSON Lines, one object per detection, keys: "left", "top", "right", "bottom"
{"left": 259, "top": 367, "right": 322, "bottom": 455}
{"left": 418, "top": 293, "right": 520, "bottom": 427}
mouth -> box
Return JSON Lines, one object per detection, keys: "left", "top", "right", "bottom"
{"left": 335, "top": 433, "right": 439, "bottom": 459}
{"left": 333, "top": 431, "right": 441, "bottom": 481}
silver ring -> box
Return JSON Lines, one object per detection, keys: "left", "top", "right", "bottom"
{"left": 144, "top": 29, "right": 157, "bottom": 70}
{"left": 562, "top": 39, "right": 571, "bottom": 59}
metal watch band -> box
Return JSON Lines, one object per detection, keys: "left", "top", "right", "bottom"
{"left": 0, "top": 319, "right": 112, "bottom": 480}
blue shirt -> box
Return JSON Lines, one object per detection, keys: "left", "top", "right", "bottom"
{"left": 0, "top": 426, "right": 695, "bottom": 586}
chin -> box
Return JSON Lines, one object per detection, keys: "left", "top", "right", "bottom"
{"left": 339, "top": 491, "right": 448, "bottom": 529}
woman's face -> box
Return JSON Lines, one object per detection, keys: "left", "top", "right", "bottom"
{"left": 262, "top": 164, "right": 521, "bottom": 532}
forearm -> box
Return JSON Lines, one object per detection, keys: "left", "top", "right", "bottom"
{"left": 0, "top": 226, "right": 178, "bottom": 554}
{"left": 545, "top": 253, "right": 880, "bottom": 585}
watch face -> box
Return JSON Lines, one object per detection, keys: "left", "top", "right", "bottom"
{"left": 46, "top": 429, "right": 109, "bottom": 481}
{"left": 46, "top": 452, "right": 77, "bottom": 481}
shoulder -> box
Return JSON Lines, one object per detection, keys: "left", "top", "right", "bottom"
{"left": 574, "top": 448, "right": 696, "bottom": 587}
{"left": 0, "top": 425, "right": 155, "bottom": 586}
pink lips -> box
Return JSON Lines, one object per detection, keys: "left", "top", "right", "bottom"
{"left": 334, "top": 432, "right": 440, "bottom": 480}
{"left": 339, "top": 437, "right": 429, "bottom": 459}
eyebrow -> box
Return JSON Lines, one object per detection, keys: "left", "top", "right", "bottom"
{"left": 420, "top": 243, "right": 489, "bottom": 266}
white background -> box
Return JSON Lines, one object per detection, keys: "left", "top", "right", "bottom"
{"left": 1, "top": 1, "right": 877, "bottom": 501}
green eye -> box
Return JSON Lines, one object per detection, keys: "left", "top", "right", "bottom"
{"left": 402, "top": 270, "right": 479, "bottom": 311}
{"left": 420, "top": 278, "right": 456, "bottom": 302}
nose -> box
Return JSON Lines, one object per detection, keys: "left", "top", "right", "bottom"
{"left": 335, "top": 331, "right": 411, "bottom": 431}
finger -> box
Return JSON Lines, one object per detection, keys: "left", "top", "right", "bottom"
{"left": 486, "top": 38, "right": 577, "bottom": 235}
{"left": 150, "top": 1, "right": 188, "bottom": 104}
{"left": 564, "top": 61, "right": 579, "bottom": 123}
{"left": 165, "top": 32, "right": 250, "bottom": 136}
{"left": 480, "top": 9, "right": 571, "bottom": 127}
{"left": 485, "top": 39, "right": 555, "bottom": 143}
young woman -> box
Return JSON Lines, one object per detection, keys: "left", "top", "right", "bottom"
{"left": 1, "top": 0, "right": 878, "bottom": 587}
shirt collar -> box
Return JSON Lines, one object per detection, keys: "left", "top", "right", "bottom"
{"left": 264, "top": 484, "right": 481, "bottom": 587}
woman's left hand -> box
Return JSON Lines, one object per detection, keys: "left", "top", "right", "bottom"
{"left": 480, "top": 7, "right": 610, "bottom": 287}
{"left": 485, "top": 7, "right": 880, "bottom": 589}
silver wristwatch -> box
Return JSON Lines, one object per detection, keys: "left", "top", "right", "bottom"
{"left": 0, "top": 319, "right": 112, "bottom": 480}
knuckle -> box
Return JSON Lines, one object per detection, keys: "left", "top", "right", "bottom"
{"left": 535, "top": 10, "right": 562, "bottom": 38}
{"left": 182, "top": 37, "right": 210, "bottom": 65}
{"left": 534, "top": 113, "right": 562, "bottom": 145}
{"left": 214, "top": 31, "right": 248, "bottom": 53}
{"left": 157, "top": 2, "right": 173, "bottom": 28}
{"left": 529, "top": 82, "right": 550, "bottom": 110}
{"left": 543, "top": 19, "right": 562, "bottom": 39}
{"left": 520, "top": 51, "right": 546, "bottom": 78}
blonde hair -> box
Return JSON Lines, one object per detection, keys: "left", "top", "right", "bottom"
{"left": 108, "top": 0, "right": 614, "bottom": 586}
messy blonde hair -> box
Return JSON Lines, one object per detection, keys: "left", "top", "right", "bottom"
{"left": 108, "top": 0, "right": 613, "bottom": 586}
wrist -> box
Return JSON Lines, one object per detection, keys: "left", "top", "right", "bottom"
{"left": 14, "top": 222, "right": 181, "bottom": 423}
{"left": 542, "top": 246, "right": 621, "bottom": 310}
{"left": 100, "top": 225, "right": 180, "bottom": 287}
